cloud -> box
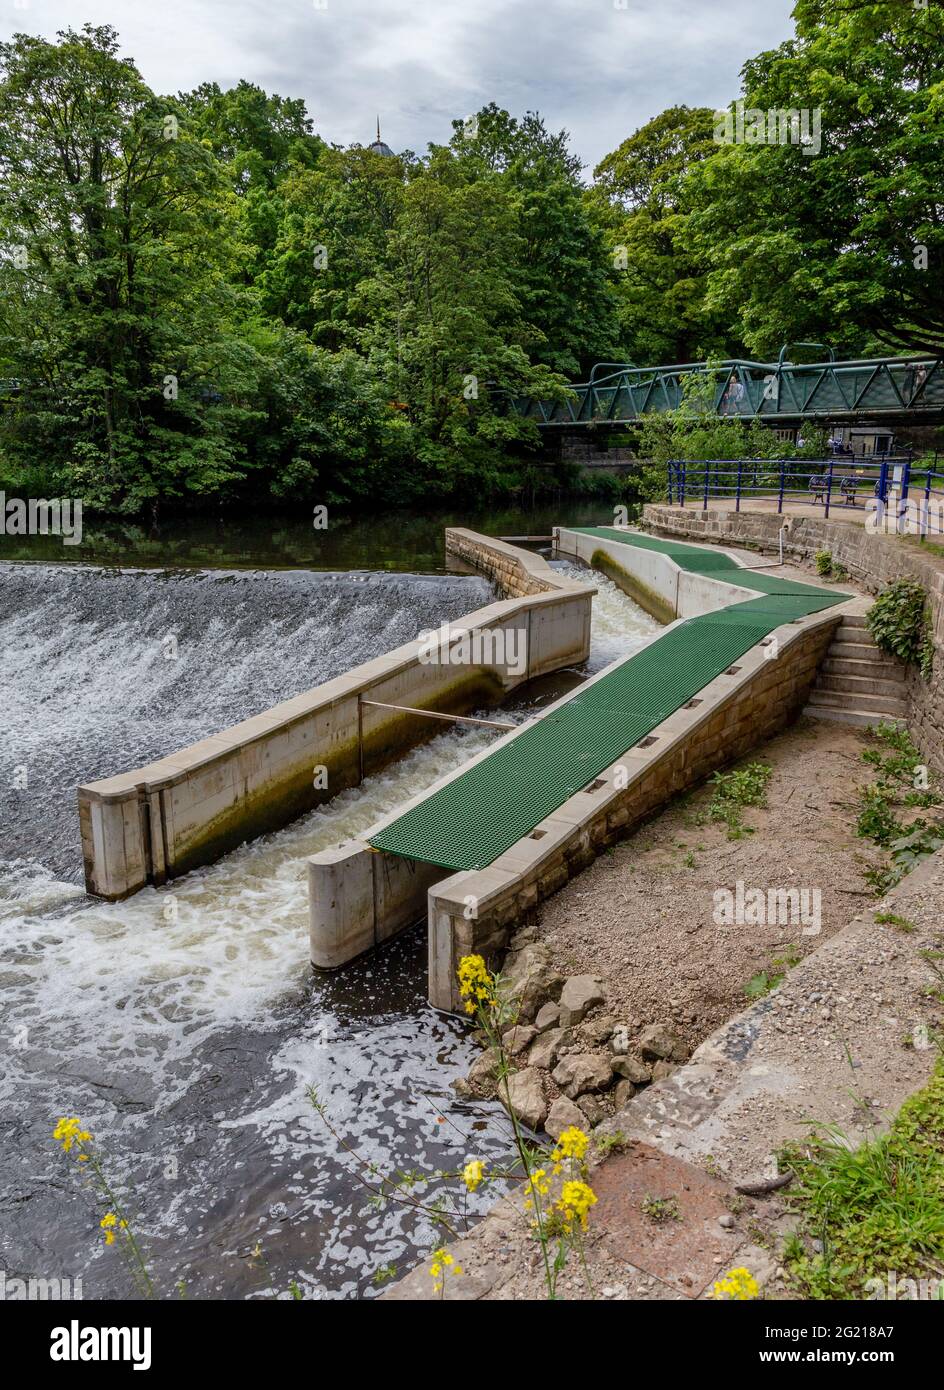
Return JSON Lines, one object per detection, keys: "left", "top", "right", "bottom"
{"left": 1, "top": 0, "right": 795, "bottom": 169}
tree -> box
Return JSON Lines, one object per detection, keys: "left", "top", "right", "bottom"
{"left": 0, "top": 25, "right": 243, "bottom": 510}
{"left": 179, "top": 80, "right": 325, "bottom": 289}
{"left": 590, "top": 106, "right": 731, "bottom": 365}
{"left": 357, "top": 145, "right": 564, "bottom": 495}
{"left": 683, "top": 0, "right": 944, "bottom": 358}
{"left": 452, "top": 104, "right": 620, "bottom": 376}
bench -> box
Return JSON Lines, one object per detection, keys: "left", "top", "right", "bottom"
{"left": 839, "top": 475, "right": 860, "bottom": 506}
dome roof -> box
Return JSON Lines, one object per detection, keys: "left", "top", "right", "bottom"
{"left": 368, "top": 118, "right": 395, "bottom": 158}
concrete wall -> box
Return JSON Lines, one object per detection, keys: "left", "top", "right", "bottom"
{"left": 79, "top": 538, "right": 593, "bottom": 901}
{"left": 307, "top": 534, "right": 594, "bottom": 967}
{"left": 644, "top": 503, "right": 944, "bottom": 773}
{"left": 553, "top": 526, "right": 756, "bottom": 621}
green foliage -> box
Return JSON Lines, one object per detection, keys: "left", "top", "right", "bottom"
{"left": 0, "top": 34, "right": 582, "bottom": 510}
{"left": 857, "top": 723, "right": 943, "bottom": 891}
{"left": 867, "top": 580, "right": 933, "bottom": 672}
{"left": 815, "top": 550, "right": 833, "bottom": 577}
{"left": 705, "top": 761, "right": 773, "bottom": 839}
{"left": 856, "top": 785, "right": 902, "bottom": 847}
{"left": 589, "top": 105, "right": 727, "bottom": 366}
{"left": 4, "top": 9, "right": 944, "bottom": 514}
{"left": 874, "top": 911, "right": 916, "bottom": 934}
{"left": 745, "top": 945, "right": 801, "bottom": 999}
{"left": 781, "top": 1055, "right": 944, "bottom": 1300}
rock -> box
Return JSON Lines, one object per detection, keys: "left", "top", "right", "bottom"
{"left": 501, "top": 1024, "right": 537, "bottom": 1056}
{"left": 534, "top": 1001, "right": 562, "bottom": 1033}
{"left": 552, "top": 1052, "right": 614, "bottom": 1099}
{"left": 558, "top": 975, "right": 607, "bottom": 1027}
{"left": 638, "top": 1023, "right": 688, "bottom": 1064}
{"left": 581, "top": 1013, "right": 617, "bottom": 1045}
{"left": 452, "top": 1076, "right": 474, "bottom": 1099}
{"left": 611, "top": 1055, "right": 651, "bottom": 1085}
{"left": 527, "top": 1026, "right": 570, "bottom": 1071}
{"left": 718, "top": 1214, "right": 735, "bottom": 1230}
{"left": 609, "top": 1024, "right": 631, "bottom": 1055}
{"left": 503, "top": 945, "right": 564, "bottom": 1022}
{"left": 545, "top": 1097, "right": 586, "bottom": 1140}
{"left": 499, "top": 1068, "right": 547, "bottom": 1131}
{"left": 651, "top": 1059, "right": 676, "bottom": 1081}
{"left": 576, "top": 1094, "right": 606, "bottom": 1127}
{"left": 508, "top": 925, "right": 540, "bottom": 950}
{"left": 467, "top": 1048, "right": 499, "bottom": 1098}
{"left": 613, "top": 1079, "right": 636, "bottom": 1108}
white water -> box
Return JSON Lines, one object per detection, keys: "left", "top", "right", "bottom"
{"left": 0, "top": 556, "right": 657, "bottom": 1297}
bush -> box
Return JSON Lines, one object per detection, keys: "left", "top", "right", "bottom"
{"left": 815, "top": 550, "right": 833, "bottom": 577}
{"left": 867, "top": 579, "right": 932, "bottom": 672}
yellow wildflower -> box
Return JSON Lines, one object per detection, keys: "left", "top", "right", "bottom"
{"left": 53, "top": 1116, "right": 92, "bottom": 1154}
{"left": 556, "top": 1180, "right": 597, "bottom": 1229}
{"left": 554, "top": 1127, "right": 589, "bottom": 1161}
{"left": 531, "top": 1167, "right": 550, "bottom": 1196}
{"left": 430, "top": 1246, "right": 462, "bottom": 1293}
{"left": 457, "top": 955, "right": 493, "bottom": 1012}
{"left": 463, "top": 1159, "right": 485, "bottom": 1193}
{"left": 100, "top": 1213, "right": 122, "bottom": 1246}
{"left": 711, "top": 1266, "right": 759, "bottom": 1301}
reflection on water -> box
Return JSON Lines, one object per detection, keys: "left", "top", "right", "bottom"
{"left": 0, "top": 502, "right": 623, "bottom": 571}
{"left": 0, "top": 530, "right": 656, "bottom": 1299}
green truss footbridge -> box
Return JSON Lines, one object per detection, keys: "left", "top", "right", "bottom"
{"left": 505, "top": 346, "right": 943, "bottom": 428}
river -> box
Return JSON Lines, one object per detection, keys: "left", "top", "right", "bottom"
{"left": 0, "top": 508, "right": 656, "bottom": 1299}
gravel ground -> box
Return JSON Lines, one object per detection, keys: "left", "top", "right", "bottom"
{"left": 535, "top": 716, "right": 885, "bottom": 1059}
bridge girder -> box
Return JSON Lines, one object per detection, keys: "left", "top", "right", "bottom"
{"left": 508, "top": 355, "right": 944, "bottom": 428}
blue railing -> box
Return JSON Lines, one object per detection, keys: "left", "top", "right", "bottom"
{"left": 667, "top": 455, "right": 944, "bottom": 538}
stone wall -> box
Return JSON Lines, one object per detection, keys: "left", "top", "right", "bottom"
{"left": 643, "top": 503, "right": 944, "bottom": 772}
{"left": 444, "top": 527, "right": 589, "bottom": 602}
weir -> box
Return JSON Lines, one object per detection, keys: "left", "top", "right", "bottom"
{"left": 77, "top": 540, "right": 594, "bottom": 900}
{"left": 308, "top": 526, "right": 860, "bottom": 1009}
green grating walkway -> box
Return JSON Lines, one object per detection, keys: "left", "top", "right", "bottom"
{"left": 368, "top": 529, "right": 849, "bottom": 871}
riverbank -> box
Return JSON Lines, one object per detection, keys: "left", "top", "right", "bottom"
{"left": 387, "top": 715, "right": 943, "bottom": 1299}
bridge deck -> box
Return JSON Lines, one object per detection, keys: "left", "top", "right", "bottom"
{"left": 368, "top": 530, "right": 848, "bottom": 871}
{"left": 512, "top": 355, "right": 943, "bottom": 427}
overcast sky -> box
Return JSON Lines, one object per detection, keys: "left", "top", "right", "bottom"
{"left": 1, "top": 0, "right": 796, "bottom": 170}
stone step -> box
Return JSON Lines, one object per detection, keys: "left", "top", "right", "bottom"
{"left": 807, "top": 686, "right": 908, "bottom": 716}
{"left": 830, "top": 638, "right": 883, "bottom": 660}
{"left": 803, "top": 704, "right": 907, "bottom": 729}
{"left": 823, "top": 669, "right": 912, "bottom": 695}
{"left": 839, "top": 613, "right": 869, "bottom": 630}
{"left": 821, "top": 660, "right": 906, "bottom": 686}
